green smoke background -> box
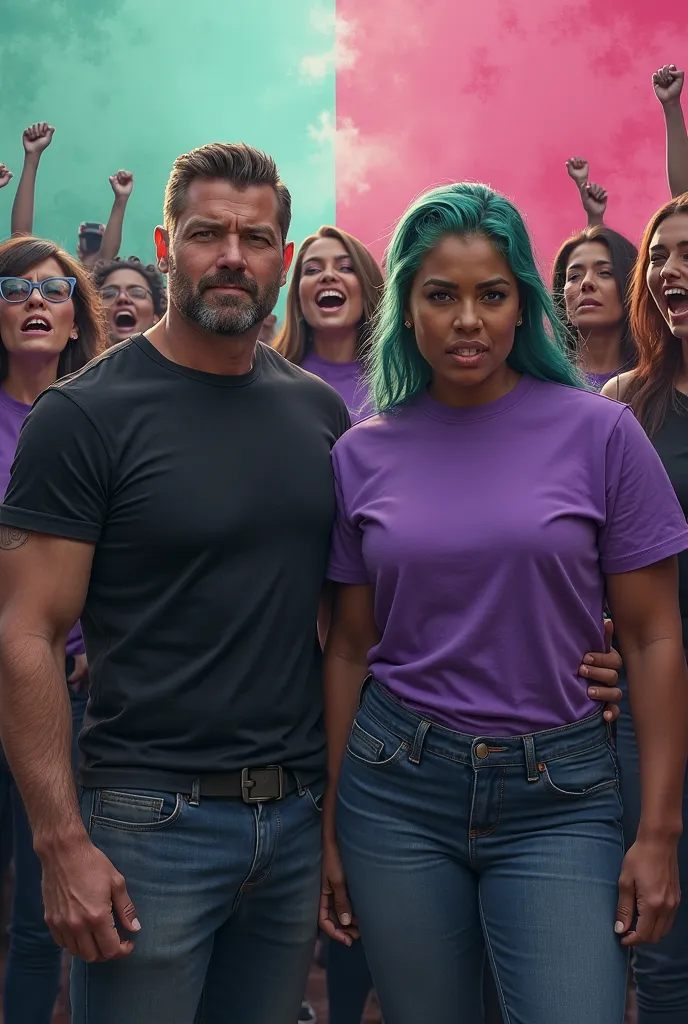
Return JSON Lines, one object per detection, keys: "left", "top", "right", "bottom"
{"left": 0, "top": 0, "right": 335, "bottom": 311}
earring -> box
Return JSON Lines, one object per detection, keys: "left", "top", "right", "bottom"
{"left": 516, "top": 317, "right": 523, "bottom": 327}
{"left": 404, "top": 320, "right": 413, "bottom": 329}
{"left": 70, "top": 330, "right": 79, "bottom": 341}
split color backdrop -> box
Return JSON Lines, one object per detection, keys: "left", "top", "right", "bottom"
{"left": 1, "top": 0, "right": 686, "bottom": 284}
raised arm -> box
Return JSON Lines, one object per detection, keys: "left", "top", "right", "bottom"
{"left": 607, "top": 557, "right": 688, "bottom": 945}
{"left": 0, "top": 163, "right": 13, "bottom": 189}
{"left": 11, "top": 122, "right": 54, "bottom": 236}
{"left": 566, "top": 157, "right": 607, "bottom": 227}
{"left": 653, "top": 65, "right": 688, "bottom": 198}
{"left": 85, "top": 170, "right": 134, "bottom": 268}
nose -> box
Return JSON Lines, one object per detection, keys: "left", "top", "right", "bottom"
{"left": 320, "top": 266, "right": 339, "bottom": 283}
{"left": 216, "top": 237, "right": 247, "bottom": 272}
{"left": 115, "top": 291, "right": 134, "bottom": 306}
{"left": 580, "top": 271, "right": 597, "bottom": 292}
{"left": 24, "top": 287, "right": 46, "bottom": 310}
{"left": 453, "top": 300, "right": 482, "bottom": 331}
{"left": 660, "top": 253, "right": 683, "bottom": 280}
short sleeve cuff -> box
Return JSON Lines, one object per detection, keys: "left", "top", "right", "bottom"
{"left": 326, "top": 563, "right": 371, "bottom": 585}
{"left": 0, "top": 505, "right": 101, "bottom": 544}
{"left": 601, "top": 530, "right": 688, "bottom": 575}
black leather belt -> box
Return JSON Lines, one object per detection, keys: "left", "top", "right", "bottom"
{"left": 182, "top": 766, "right": 289, "bottom": 803}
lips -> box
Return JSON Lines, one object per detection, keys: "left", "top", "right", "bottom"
{"left": 20, "top": 315, "right": 51, "bottom": 333}
{"left": 316, "top": 289, "right": 346, "bottom": 309}
{"left": 576, "top": 299, "right": 602, "bottom": 310}
{"left": 114, "top": 310, "right": 137, "bottom": 330}
{"left": 664, "top": 287, "right": 688, "bottom": 318}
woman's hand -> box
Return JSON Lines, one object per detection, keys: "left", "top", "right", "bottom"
{"left": 579, "top": 619, "right": 623, "bottom": 722}
{"left": 320, "top": 837, "right": 359, "bottom": 947}
{"left": 615, "top": 836, "right": 681, "bottom": 945}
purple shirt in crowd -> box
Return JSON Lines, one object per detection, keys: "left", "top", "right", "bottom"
{"left": 327, "top": 374, "right": 688, "bottom": 735}
{"left": 0, "top": 389, "right": 84, "bottom": 658}
{"left": 586, "top": 370, "right": 618, "bottom": 393}
{"left": 301, "top": 351, "right": 372, "bottom": 423}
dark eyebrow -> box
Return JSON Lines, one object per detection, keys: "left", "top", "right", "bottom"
{"left": 423, "top": 276, "right": 510, "bottom": 289}
{"left": 242, "top": 223, "right": 278, "bottom": 241}
{"left": 566, "top": 260, "right": 613, "bottom": 272}
{"left": 303, "top": 254, "right": 352, "bottom": 265}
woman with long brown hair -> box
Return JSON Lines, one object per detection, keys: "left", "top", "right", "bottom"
{"left": 273, "top": 225, "right": 383, "bottom": 422}
{"left": 602, "top": 193, "right": 688, "bottom": 1023}
{"left": 0, "top": 235, "right": 106, "bottom": 1024}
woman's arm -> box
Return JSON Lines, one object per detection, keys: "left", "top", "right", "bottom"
{"left": 653, "top": 65, "right": 688, "bottom": 199}
{"left": 11, "top": 123, "right": 54, "bottom": 236}
{"left": 320, "top": 582, "right": 378, "bottom": 943}
{"left": 607, "top": 556, "right": 688, "bottom": 944}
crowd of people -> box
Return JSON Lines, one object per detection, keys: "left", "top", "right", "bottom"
{"left": 0, "top": 60, "right": 686, "bottom": 1024}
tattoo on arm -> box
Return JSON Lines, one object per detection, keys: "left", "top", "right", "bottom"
{"left": 0, "top": 527, "right": 29, "bottom": 550}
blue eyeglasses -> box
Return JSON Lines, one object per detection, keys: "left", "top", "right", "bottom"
{"left": 0, "top": 276, "right": 76, "bottom": 304}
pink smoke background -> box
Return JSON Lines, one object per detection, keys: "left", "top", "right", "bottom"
{"left": 336, "top": 0, "right": 686, "bottom": 272}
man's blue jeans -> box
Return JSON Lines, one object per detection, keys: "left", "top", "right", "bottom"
{"left": 71, "top": 779, "right": 323, "bottom": 1024}
{"left": 337, "top": 682, "right": 628, "bottom": 1024}
{"left": 616, "top": 673, "right": 688, "bottom": 1022}
{"left": 1, "top": 682, "right": 87, "bottom": 1024}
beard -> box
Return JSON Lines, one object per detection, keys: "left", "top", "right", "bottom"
{"left": 168, "top": 256, "right": 281, "bottom": 336}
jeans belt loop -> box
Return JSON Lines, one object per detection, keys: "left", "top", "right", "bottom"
{"left": 523, "top": 734, "right": 539, "bottom": 783}
{"left": 408, "top": 719, "right": 431, "bottom": 766}
{"left": 358, "top": 673, "right": 373, "bottom": 708}
{"left": 189, "top": 779, "right": 201, "bottom": 806}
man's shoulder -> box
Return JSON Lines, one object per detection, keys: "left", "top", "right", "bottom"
{"left": 260, "top": 344, "right": 349, "bottom": 415}
{"left": 49, "top": 337, "right": 142, "bottom": 404}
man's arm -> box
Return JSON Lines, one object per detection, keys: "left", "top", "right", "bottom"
{"left": 86, "top": 170, "right": 134, "bottom": 268}
{"left": 11, "top": 122, "right": 54, "bottom": 236}
{"left": 653, "top": 64, "right": 688, "bottom": 198}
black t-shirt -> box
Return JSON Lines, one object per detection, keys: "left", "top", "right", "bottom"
{"left": 652, "top": 392, "right": 688, "bottom": 648}
{"left": 0, "top": 335, "right": 349, "bottom": 788}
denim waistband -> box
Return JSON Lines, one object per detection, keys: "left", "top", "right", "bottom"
{"left": 361, "top": 679, "right": 612, "bottom": 776}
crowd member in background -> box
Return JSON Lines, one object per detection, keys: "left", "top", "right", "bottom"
{"left": 654, "top": 65, "right": 688, "bottom": 198}
{"left": 602, "top": 192, "right": 688, "bottom": 1023}
{"left": 94, "top": 256, "right": 166, "bottom": 346}
{"left": 320, "top": 181, "right": 688, "bottom": 1024}
{"left": 0, "top": 235, "right": 106, "bottom": 1024}
{"left": 257, "top": 312, "right": 277, "bottom": 344}
{"left": 552, "top": 225, "right": 638, "bottom": 390}
{"left": 566, "top": 158, "right": 609, "bottom": 229}
{"left": 1, "top": 163, "right": 13, "bottom": 189}
{"left": 273, "top": 225, "right": 383, "bottom": 423}
{"left": 10, "top": 122, "right": 134, "bottom": 269}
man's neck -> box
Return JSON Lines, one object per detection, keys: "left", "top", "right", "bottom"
{"left": 2, "top": 356, "right": 61, "bottom": 405}
{"left": 576, "top": 326, "right": 624, "bottom": 375}
{"left": 311, "top": 328, "right": 358, "bottom": 364}
{"left": 146, "top": 308, "right": 260, "bottom": 376}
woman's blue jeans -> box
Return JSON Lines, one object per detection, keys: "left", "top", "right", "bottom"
{"left": 616, "top": 673, "right": 688, "bottom": 1022}
{"left": 337, "top": 681, "right": 628, "bottom": 1024}
{"left": 0, "top": 677, "right": 87, "bottom": 1024}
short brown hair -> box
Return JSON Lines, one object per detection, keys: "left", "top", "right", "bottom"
{"left": 0, "top": 236, "right": 107, "bottom": 382}
{"left": 163, "top": 142, "right": 292, "bottom": 242}
{"left": 273, "top": 226, "right": 384, "bottom": 365}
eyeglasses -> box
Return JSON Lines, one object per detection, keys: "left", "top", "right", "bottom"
{"left": 100, "top": 285, "right": 152, "bottom": 302}
{"left": 0, "top": 276, "right": 76, "bottom": 304}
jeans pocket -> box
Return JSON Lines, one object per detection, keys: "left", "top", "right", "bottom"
{"left": 304, "top": 785, "right": 324, "bottom": 815}
{"left": 346, "top": 716, "right": 408, "bottom": 768}
{"left": 89, "top": 788, "right": 183, "bottom": 832}
{"left": 541, "top": 741, "right": 619, "bottom": 799}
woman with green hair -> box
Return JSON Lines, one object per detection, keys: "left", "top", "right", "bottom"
{"left": 318, "top": 182, "right": 688, "bottom": 1023}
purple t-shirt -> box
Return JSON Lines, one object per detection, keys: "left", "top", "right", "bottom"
{"left": 0, "top": 389, "right": 84, "bottom": 658}
{"left": 327, "top": 375, "right": 688, "bottom": 735}
{"left": 300, "top": 352, "right": 372, "bottom": 423}
{"left": 586, "top": 370, "right": 618, "bottom": 393}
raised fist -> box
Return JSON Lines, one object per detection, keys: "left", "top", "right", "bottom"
{"left": 0, "top": 163, "right": 13, "bottom": 188}
{"left": 22, "top": 122, "right": 55, "bottom": 156}
{"left": 109, "top": 170, "right": 134, "bottom": 198}
{"left": 581, "top": 182, "right": 608, "bottom": 221}
{"left": 653, "top": 65, "right": 684, "bottom": 107}
{"left": 566, "top": 157, "right": 589, "bottom": 188}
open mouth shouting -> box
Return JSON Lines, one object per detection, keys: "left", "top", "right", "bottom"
{"left": 113, "top": 309, "right": 138, "bottom": 334}
{"left": 664, "top": 286, "right": 688, "bottom": 324}
{"left": 20, "top": 315, "right": 52, "bottom": 336}
{"left": 315, "top": 289, "right": 347, "bottom": 312}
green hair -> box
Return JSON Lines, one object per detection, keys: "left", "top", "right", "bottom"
{"left": 369, "top": 182, "right": 584, "bottom": 411}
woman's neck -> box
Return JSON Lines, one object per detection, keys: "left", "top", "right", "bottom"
{"left": 310, "top": 328, "right": 358, "bottom": 364}
{"left": 676, "top": 340, "right": 688, "bottom": 397}
{"left": 576, "top": 326, "right": 624, "bottom": 375}
{"left": 2, "top": 356, "right": 61, "bottom": 405}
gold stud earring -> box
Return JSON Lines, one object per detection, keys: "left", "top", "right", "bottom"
{"left": 404, "top": 320, "right": 413, "bottom": 329}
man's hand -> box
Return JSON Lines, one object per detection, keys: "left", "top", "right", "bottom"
{"left": 41, "top": 835, "right": 140, "bottom": 962}
{"left": 566, "top": 157, "right": 589, "bottom": 188}
{"left": 0, "top": 163, "right": 13, "bottom": 188}
{"left": 581, "top": 182, "right": 608, "bottom": 223}
{"left": 67, "top": 652, "right": 89, "bottom": 695}
{"left": 109, "top": 170, "right": 134, "bottom": 199}
{"left": 22, "top": 123, "right": 55, "bottom": 156}
{"left": 653, "top": 65, "right": 685, "bottom": 107}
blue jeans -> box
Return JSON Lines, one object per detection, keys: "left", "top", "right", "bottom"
{"left": 616, "top": 674, "right": 688, "bottom": 1022}
{"left": 337, "top": 682, "right": 628, "bottom": 1024}
{"left": 325, "top": 936, "right": 374, "bottom": 1024}
{"left": 1, "top": 682, "right": 87, "bottom": 1024}
{"left": 71, "top": 779, "right": 323, "bottom": 1024}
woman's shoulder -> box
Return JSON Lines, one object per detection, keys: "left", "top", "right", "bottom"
{"left": 599, "top": 370, "right": 637, "bottom": 402}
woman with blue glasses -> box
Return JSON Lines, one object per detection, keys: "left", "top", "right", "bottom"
{"left": 0, "top": 235, "right": 106, "bottom": 1024}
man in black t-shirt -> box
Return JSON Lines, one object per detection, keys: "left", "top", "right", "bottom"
{"left": 0, "top": 143, "right": 348, "bottom": 1024}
